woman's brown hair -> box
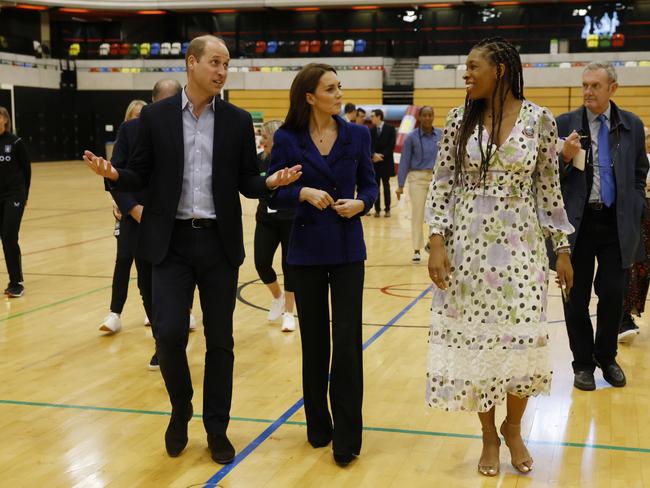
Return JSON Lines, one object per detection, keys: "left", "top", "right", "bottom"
{"left": 283, "top": 63, "right": 337, "bottom": 131}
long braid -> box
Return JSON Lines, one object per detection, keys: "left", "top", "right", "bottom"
{"left": 454, "top": 37, "right": 525, "bottom": 188}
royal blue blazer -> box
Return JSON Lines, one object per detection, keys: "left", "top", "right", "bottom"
{"left": 269, "top": 115, "right": 378, "bottom": 266}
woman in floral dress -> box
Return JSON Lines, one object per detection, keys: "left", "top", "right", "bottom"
{"left": 425, "top": 37, "right": 574, "bottom": 477}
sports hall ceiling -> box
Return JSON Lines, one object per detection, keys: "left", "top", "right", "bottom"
{"left": 0, "top": 0, "right": 550, "bottom": 11}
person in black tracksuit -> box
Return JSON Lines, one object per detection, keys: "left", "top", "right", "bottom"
{"left": 254, "top": 120, "right": 296, "bottom": 331}
{"left": 0, "top": 106, "right": 30, "bottom": 298}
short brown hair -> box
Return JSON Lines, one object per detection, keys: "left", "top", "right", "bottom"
{"left": 283, "top": 63, "right": 337, "bottom": 131}
{"left": 0, "top": 106, "right": 12, "bottom": 133}
{"left": 185, "top": 35, "right": 227, "bottom": 68}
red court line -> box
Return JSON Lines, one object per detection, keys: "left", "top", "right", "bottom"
{"left": 381, "top": 283, "right": 432, "bottom": 299}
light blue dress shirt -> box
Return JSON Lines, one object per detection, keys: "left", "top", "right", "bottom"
{"left": 176, "top": 88, "right": 217, "bottom": 219}
{"left": 397, "top": 127, "right": 441, "bottom": 188}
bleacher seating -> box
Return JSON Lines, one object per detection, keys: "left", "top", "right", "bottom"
{"left": 68, "top": 43, "right": 80, "bottom": 57}
{"left": 331, "top": 40, "right": 344, "bottom": 54}
{"left": 150, "top": 42, "right": 161, "bottom": 56}
{"left": 267, "top": 41, "right": 278, "bottom": 55}
{"left": 354, "top": 39, "right": 366, "bottom": 54}
{"left": 343, "top": 39, "right": 354, "bottom": 54}
{"left": 181, "top": 42, "right": 189, "bottom": 56}
{"left": 140, "top": 42, "right": 150, "bottom": 57}
{"left": 99, "top": 43, "right": 110, "bottom": 56}
{"left": 171, "top": 42, "right": 181, "bottom": 56}
{"left": 309, "top": 40, "right": 321, "bottom": 55}
{"left": 160, "top": 42, "right": 171, "bottom": 56}
{"left": 298, "top": 40, "right": 309, "bottom": 55}
{"left": 255, "top": 41, "right": 266, "bottom": 55}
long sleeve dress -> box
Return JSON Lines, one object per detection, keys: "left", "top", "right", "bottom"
{"left": 425, "top": 100, "right": 574, "bottom": 412}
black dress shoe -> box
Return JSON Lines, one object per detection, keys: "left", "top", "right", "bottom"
{"left": 165, "top": 403, "right": 193, "bottom": 457}
{"left": 596, "top": 360, "right": 626, "bottom": 387}
{"left": 573, "top": 371, "right": 596, "bottom": 391}
{"left": 333, "top": 452, "right": 356, "bottom": 466}
{"left": 208, "top": 433, "right": 235, "bottom": 464}
{"left": 309, "top": 438, "right": 331, "bottom": 448}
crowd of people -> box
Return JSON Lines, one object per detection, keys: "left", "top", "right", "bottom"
{"left": 4, "top": 31, "right": 649, "bottom": 477}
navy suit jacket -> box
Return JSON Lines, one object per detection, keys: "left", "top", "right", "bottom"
{"left": 269, "top": 115, "right": 378, "bottom": 266}
{"left": 108, "top": 93, "right": 269, "bottom": 266}
{"left": 108, "top": 118, "right": 147, "bottom": 216}
{"left": 371, "top": 122, "right": 396, "bottom": 178}
{"left": 551, "top": 101, "right": 649, "bottom": 269}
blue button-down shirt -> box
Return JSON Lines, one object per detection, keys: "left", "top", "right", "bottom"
{"left": 397, "top": 127, "right": 441, "bottom": 188}
{"left": 176, "top": 88, "right": 216, "bottom": 219}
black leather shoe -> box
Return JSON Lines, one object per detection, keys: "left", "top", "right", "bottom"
{"left": 573, "top": 371, "right": 596, "bottom": 391}
{"left": 333, "top": 452, "right": 356, "bottom": 467}
{"left": 596, "top": 360, "right": 626, "bottom": 387}
{"left": 165, "top": 403, "right": 193, "bottom": 457}
{"left": 208, "top": 433, "right": 235, "bottom": 464}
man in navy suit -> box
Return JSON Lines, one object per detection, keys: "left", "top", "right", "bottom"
{"left": 84, "top": 36, "right": 301, "bottom": 464}
{"left": 108, "top": 79, "right": 181, "bottom": 367}
{"left": 554, "top": 62, "right": 649, "bottom": 391}
{"left": 370, "top": 109, "right": 396, "bottom": 217}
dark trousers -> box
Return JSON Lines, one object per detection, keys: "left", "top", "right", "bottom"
{"left": 110, "top": 217, "right": 152, "bottom": 319}
{"left": 152, "top": 223, "right": 238, "bottom": 435}
{"left": 253, "top": 218, "right": 294, "bottom": 292}
{"left": 0, "top": 198, "right": 25, "bottom": 285}
{"left": 293, "top": 262, "right": 364, "bottom": 456}
{"left": 563, "top": 205, "right": 628, "bottom": 372}
{"left": 374, "top": 174, "right": 391, "bottom": 213}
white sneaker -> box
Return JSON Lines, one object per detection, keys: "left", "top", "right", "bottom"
{"left": 144, "top": 314, "right": 151, "bottom": 327}
{"left": 412, "top": 251, "right": 421, "bottom": 263}
{"left": 189, "top": 313, "right": 197, "bottom": 331}
{"left": 268, "top": 294, "right": 285, "bottom": 321}
{"left": 99, "top": 312, "right": 122, "bottom": 334}
{"left": 281, "top": 312, "right": 296, "bottom": 332}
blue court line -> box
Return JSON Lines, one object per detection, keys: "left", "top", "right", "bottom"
{"left": 203, "top": 285, "right": 433, "bottom": 487}
{"left": 2, "top": 398, "right": 649, "bottom": 454}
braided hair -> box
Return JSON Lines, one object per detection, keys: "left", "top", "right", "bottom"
{"left": 454, "top": 37, "right": 525, "bottom": 187}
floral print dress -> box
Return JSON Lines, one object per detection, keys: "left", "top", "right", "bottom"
{"left": 425, "top": 100, "right": 574, "bottom": 412}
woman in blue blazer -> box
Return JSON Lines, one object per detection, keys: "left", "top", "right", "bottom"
{"left": 269, "top": 63, "right": 378, "bottom": 466}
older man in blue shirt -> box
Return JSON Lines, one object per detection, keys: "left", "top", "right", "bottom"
{"left": 396, "top": 106, "right": 441, "bottom": 262}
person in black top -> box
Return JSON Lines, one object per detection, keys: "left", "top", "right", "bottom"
{"left": 254, "top": 120, "right": 296, "bottom": 332}
{"left": 0, "top": 106, "right": 30, "bottom": 298}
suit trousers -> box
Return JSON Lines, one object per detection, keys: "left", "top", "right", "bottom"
{"left": 0, "top": 198, "right": 25, "bottom": 285}
{"left": 407, "top": 170, "right": 433, "bottom": 251}
{"left": 110, "top": 216, "right": 152, "bottom": 318}
{"left": 152, "top": 222, "right": 238, "bottom": 434}
{"left": 292, "top": 262, "right": 364, "bottom": 456}
{"left": 563, "top": 205, "right": 628, "bottom": 372}
{"left": 374, "top": 174, "right": 391, "bottom": 213}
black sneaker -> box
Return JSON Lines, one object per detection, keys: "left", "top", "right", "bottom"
{"left": 4, "top": 283, "right": 24, "bottom": 298}
{"left": 148, "top": 354, "right": 160, "bottom": 371}
{"left": 618, "top": 315, "right": 640, "bottom": 344}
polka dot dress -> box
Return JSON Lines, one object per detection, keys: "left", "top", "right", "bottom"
{"left": 425, "top": 101, "right": 574, "bottom": 412}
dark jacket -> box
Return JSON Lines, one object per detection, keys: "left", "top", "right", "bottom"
{"left": 268, "top": 115, "right": 378, "bottom": 266}
{"left": 256, "top": 151, "right": 295, "bottom": 223}
{"left": 108, "top": 118, "right": 147, "bottom": 216}
{"left": 370, "top": 122, "right": 396, "bottom": 178}
{"left": 551, "top": 101, "right": 649, "bottom": 269}
{"left": 108, "top": 93, "right": 269, "bottom": 266}
{"left": 0, "top": 131, "right": 30, "bottom": 201}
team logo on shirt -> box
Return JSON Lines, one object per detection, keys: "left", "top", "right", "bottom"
{"left": 0, "top": 144, "right": 11, "bottom": 162}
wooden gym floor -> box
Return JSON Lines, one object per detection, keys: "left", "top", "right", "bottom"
{"left": 1, "top": 161, "right": 649, "bottom": 487}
